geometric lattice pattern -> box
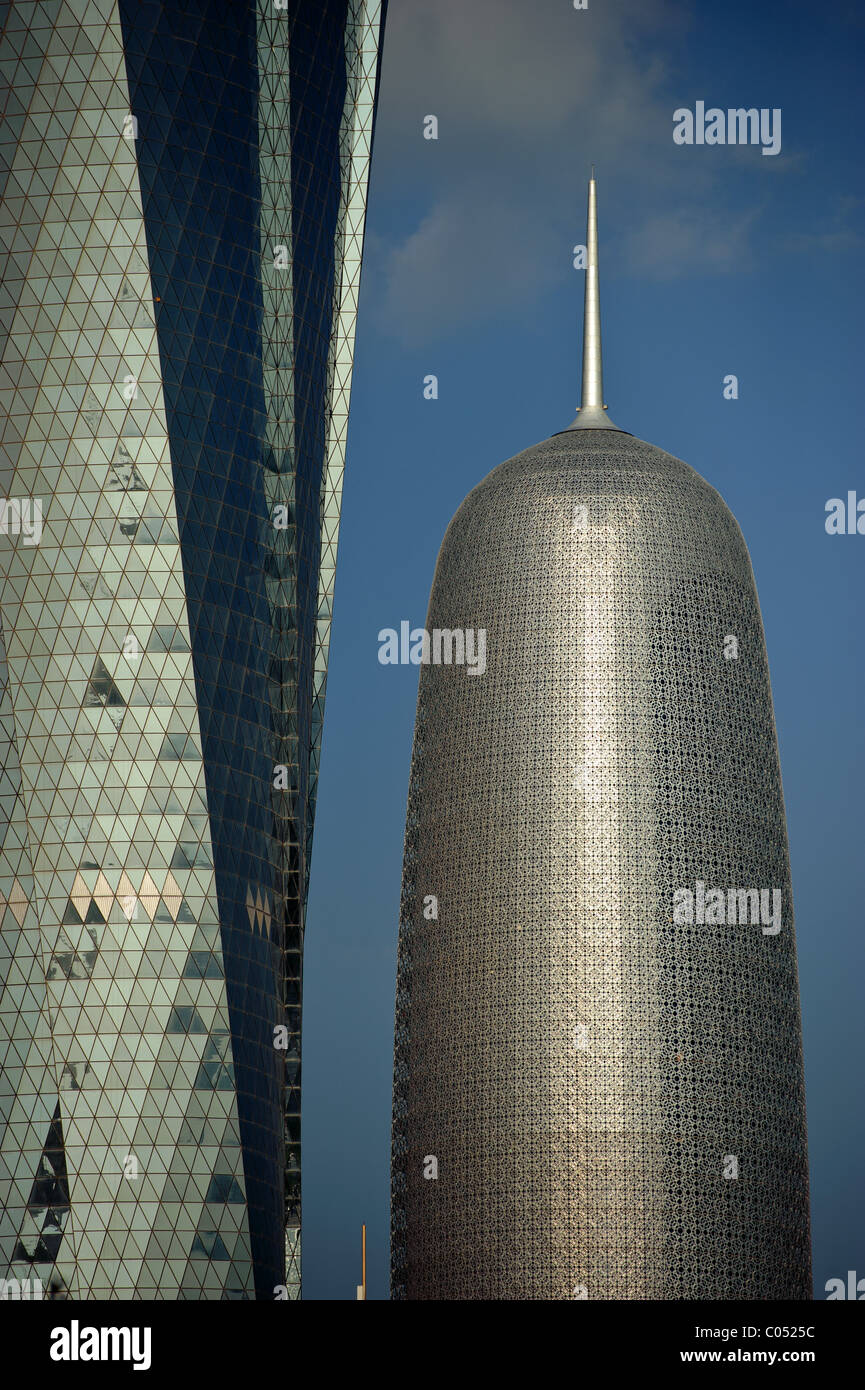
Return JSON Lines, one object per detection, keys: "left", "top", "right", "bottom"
{"left": 0, "top": 0, "right": 385, "bottom": 1299}
{"left": 392, "top": 428, "right": 811, "bottom": 1300}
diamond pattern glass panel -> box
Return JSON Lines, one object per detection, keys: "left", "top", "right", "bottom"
{"left": 0, "top": 0, "right": 386, "bottom": 1299}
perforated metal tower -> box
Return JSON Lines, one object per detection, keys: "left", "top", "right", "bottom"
{"left": 391, "top": 176, "right": 811, "bottom": 1301}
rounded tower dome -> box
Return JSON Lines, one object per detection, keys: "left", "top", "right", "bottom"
{"left": 391, "top": 176, "right": 810, "bottom": 1301}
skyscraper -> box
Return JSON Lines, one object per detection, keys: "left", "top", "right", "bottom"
{"left": 0, "top": 0, "right": 386, "bottom": 1299}
{"left": 391, "top": 175, "right": 811, "bottom": 1300}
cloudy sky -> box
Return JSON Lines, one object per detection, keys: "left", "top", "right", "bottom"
{"left": 366, "top": 0, "right": 861, "bottom": 336}
{"left": 303, "top": 0, "right": 865, "bottom": 1299}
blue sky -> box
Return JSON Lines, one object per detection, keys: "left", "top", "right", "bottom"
{"left": 303, "top": 0, "right": 865, "bottom": 1299}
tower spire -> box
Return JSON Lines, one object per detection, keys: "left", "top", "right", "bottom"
{"left": 567, "top": 168, "right": 620, "bottom": 431}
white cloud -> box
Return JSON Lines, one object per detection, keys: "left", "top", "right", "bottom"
{"left": 374, "top": 0, "right": 686, "bottom": 168}
{"left": 368, "top": 0, "right": 808, "bottom": 340}
{"left": 622, "top": 207, "right": 762, "bottom": 279}
{"left": 373, "top": 184, "right": 561, "bottom": 345}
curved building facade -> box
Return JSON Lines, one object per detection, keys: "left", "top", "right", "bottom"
{"left": 391, "top": 178, "right": 810, "bottom": 1300}
{"left": 0, "top": 0, "right": 386, "bottom": 1299}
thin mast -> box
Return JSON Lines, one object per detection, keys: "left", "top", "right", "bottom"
{"left": 581, "top": 167, "right": 603, "bottom": 411}
{"left": 567, "top": 169, "right": 619, "bottom": 430}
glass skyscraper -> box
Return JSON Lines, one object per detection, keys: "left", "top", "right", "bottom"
{"left": 0, "top": 0, "right": 386, "bottom": 1299}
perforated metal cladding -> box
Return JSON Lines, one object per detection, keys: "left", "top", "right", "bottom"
{"left": 391, "top": 429, "right": 810, "bottom": 1301}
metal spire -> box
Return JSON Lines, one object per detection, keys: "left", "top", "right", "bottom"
{"left": 566, "top": 168, "right": 620, "bottom": 431}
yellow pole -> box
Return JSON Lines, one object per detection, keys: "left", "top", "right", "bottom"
{"left": 361, "top": 1224, "right": 367, "bottom": 1300}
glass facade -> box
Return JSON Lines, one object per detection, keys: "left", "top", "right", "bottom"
{"left": 0, "top": 0, "right": 385, "bottom": 1299}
